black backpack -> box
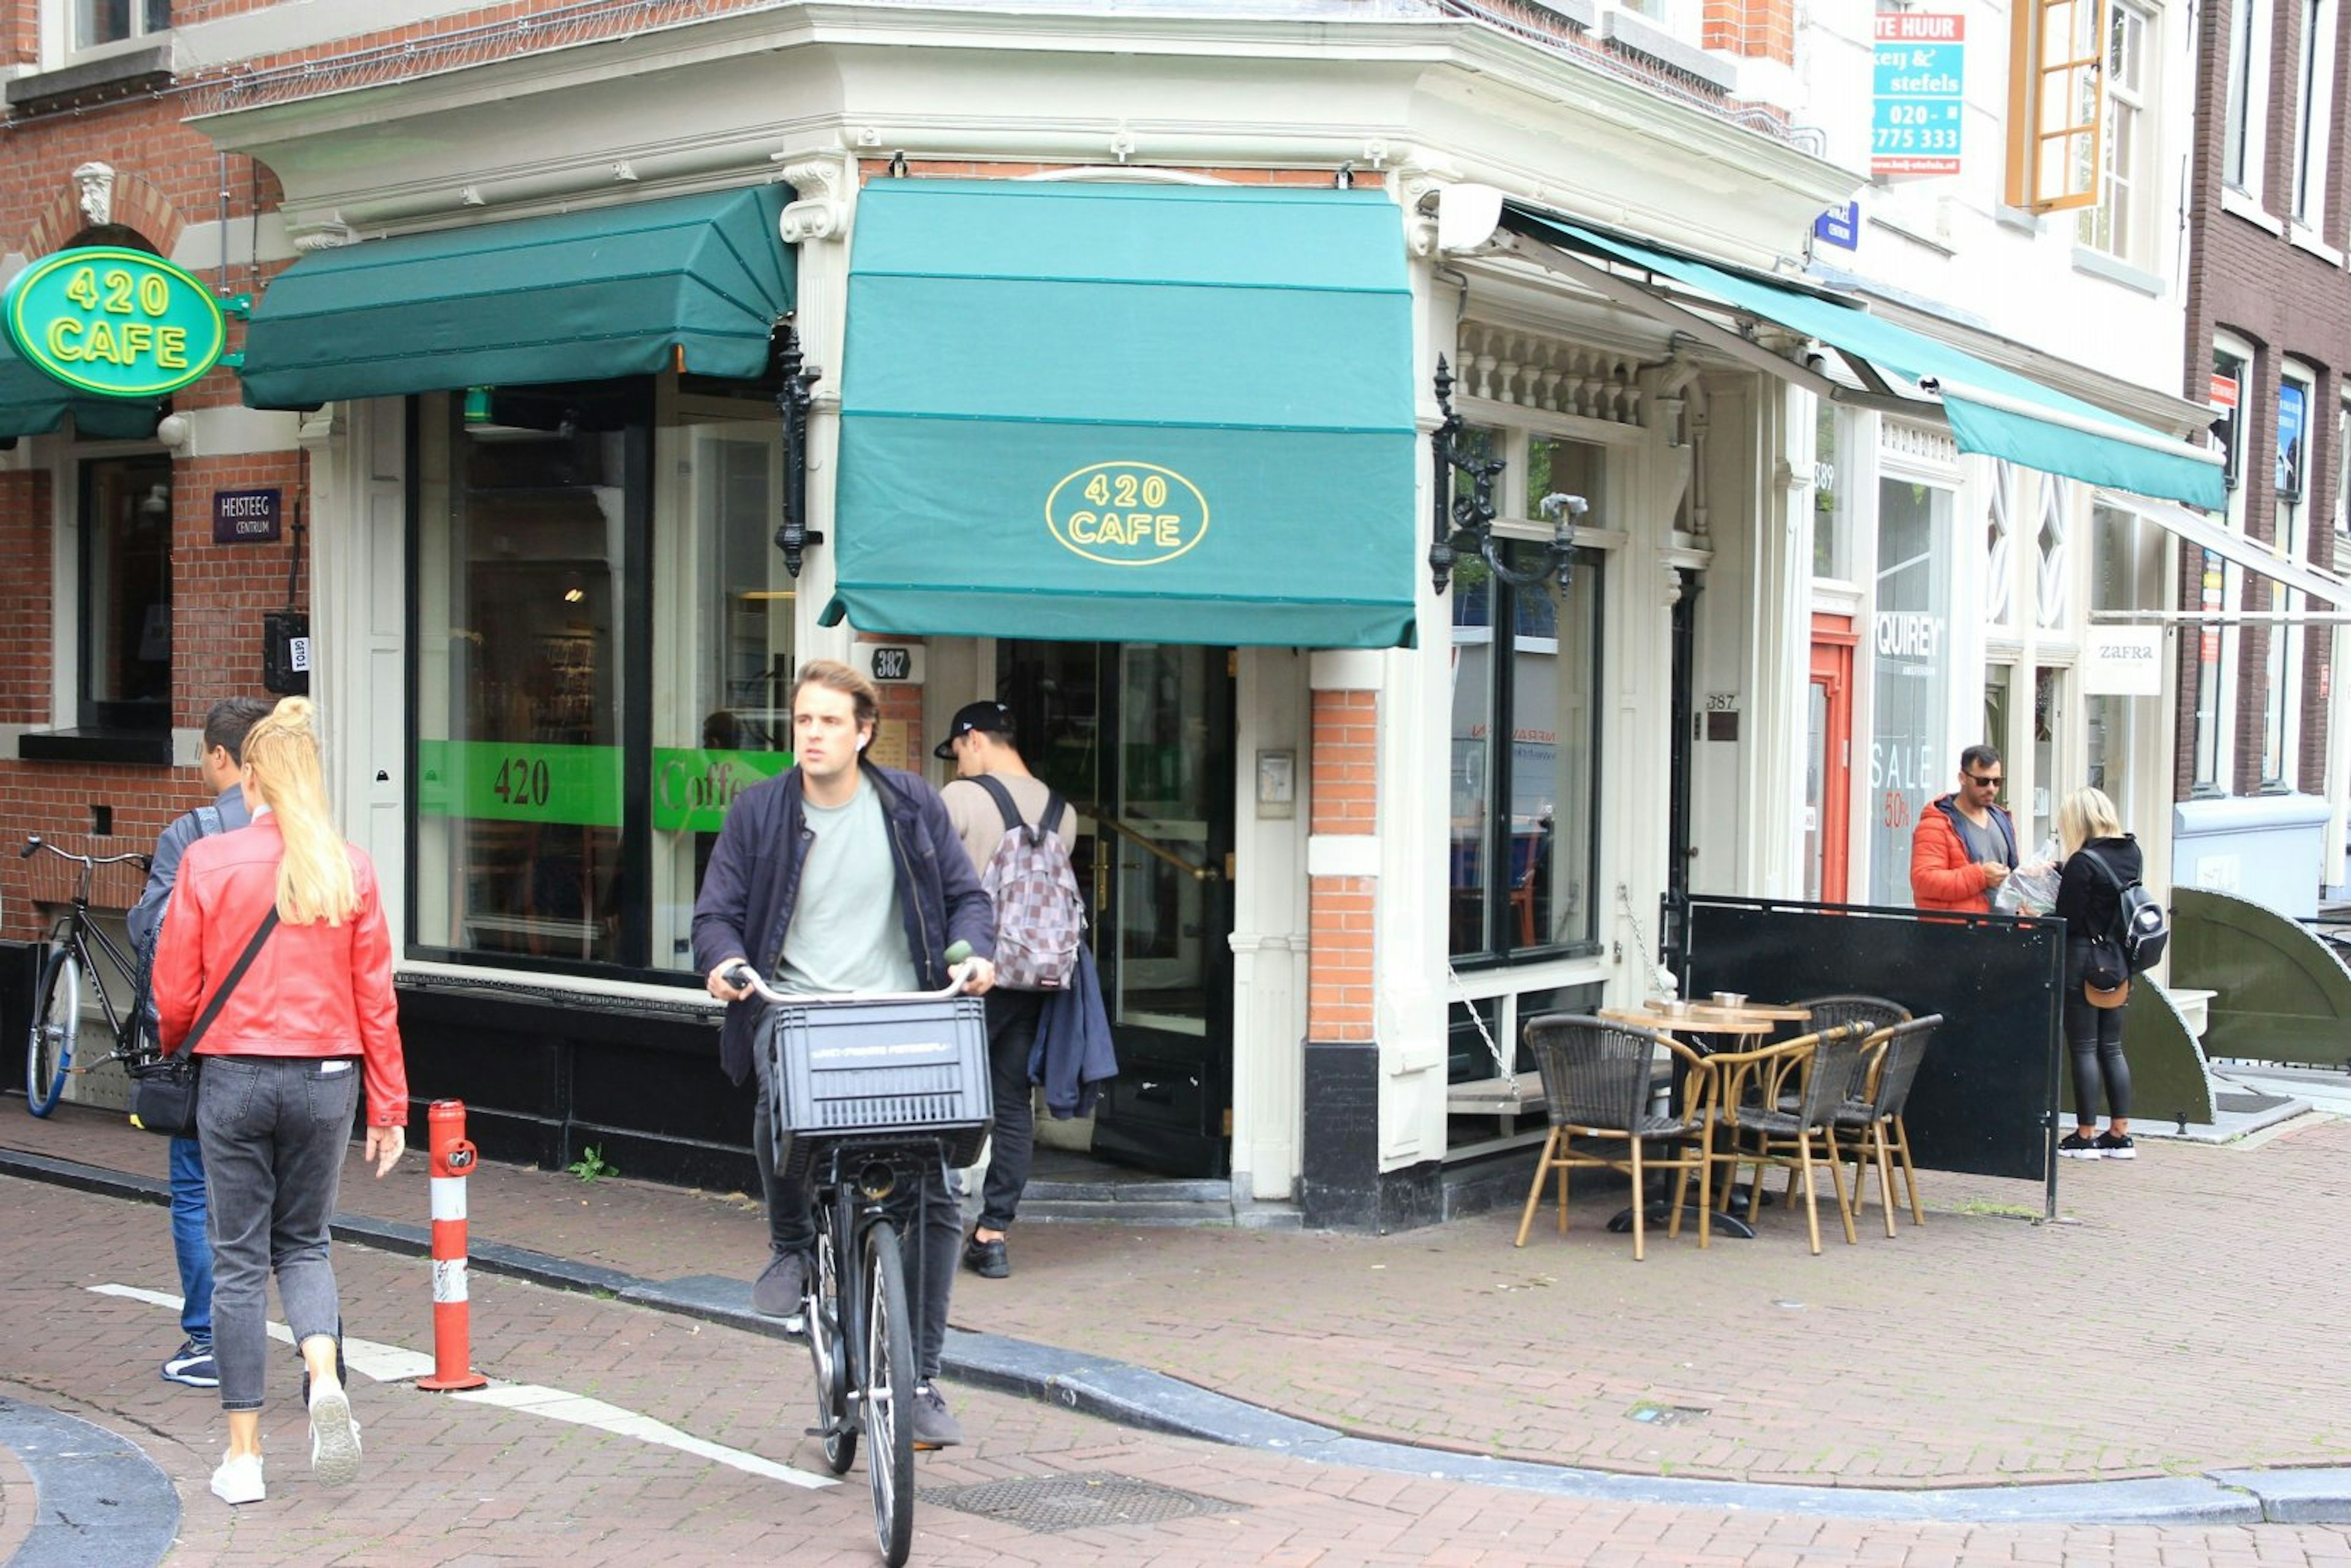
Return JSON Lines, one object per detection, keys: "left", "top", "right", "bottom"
{"left": 2081, "top": 849, "right": 2168, "bottom": 974}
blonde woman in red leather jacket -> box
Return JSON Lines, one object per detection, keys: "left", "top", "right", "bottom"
{"left": 153, "top": 697, "right": 408, "bottom": 1507}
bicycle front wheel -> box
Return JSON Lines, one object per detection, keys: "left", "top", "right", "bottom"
{"left": 24, "top": 947, "right": 80, "bottom": 1117}
{"left": 807, "top": 1226, "right": 856, "bottom": 1476}
{"left": 862, "top": 1220, "right": 915, "bottom": 1568}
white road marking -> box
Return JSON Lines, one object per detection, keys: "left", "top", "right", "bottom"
{"left": 89, "top": 1283, "right": 834, "bottom": 1490}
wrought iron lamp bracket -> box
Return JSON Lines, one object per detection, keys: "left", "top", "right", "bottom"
{"left": 773, "top": 321, "right": 825, "bottom": 578}
{"left": 1428, "top": 356, "right": 1585, "bottom": 598}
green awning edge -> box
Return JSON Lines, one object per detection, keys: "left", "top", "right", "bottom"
{"left": 1504, "top": 206, "right": 2227, "bottom": 511}
{"left": 820, "top": 590, "right": 1415, "bottom": 650}
{"left": 239, "top": 184, "right": 795, "bottom": 409}
{"left": 2, "top": 334, "right": 159, "bottom": 440}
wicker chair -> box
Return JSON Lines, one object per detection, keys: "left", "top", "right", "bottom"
{"left": 1515, "top": 1015, "right": 1719, "bottom": 1261}
{"left": 1834, "top": 1014, "right": 1941, "bottom": 1234}
{"left": 1708, "top": 1022, "right": 1875, "bottom": 1254}
{"left": 1788, "top": 995, "right": 1912, "bottom": 1101}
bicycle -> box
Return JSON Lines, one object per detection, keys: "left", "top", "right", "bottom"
{"left": 20, "top": 834, "right": 156, "bottom": 1117}
{"left": 723, "top": 950, "right": 991, "bottom": 1568}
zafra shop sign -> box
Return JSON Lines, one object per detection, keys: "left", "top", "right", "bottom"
{"left": 2, "top": 248, "right": 227, "bottom": 398}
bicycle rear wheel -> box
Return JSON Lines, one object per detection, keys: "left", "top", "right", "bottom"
{"left": 861, "top": 1220, "right": 915, "bottom": 1568}
{"left": 24, "top": 947, "right": 79, "bottom": 1117}
{"left": 806, "top": 1226, "right": 856, "bottom": 1475}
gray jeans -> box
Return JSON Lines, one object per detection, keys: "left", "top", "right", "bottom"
{"left": 198, "top": 1056, "right": 359, "bottom": 1412}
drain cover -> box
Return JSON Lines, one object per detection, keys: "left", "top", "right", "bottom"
{"left": 923, "top": 1472, "right": 1240, "bottom": 1533}
{"left": 1627, "top": 1402, "right": 1709, "bottom": 1426}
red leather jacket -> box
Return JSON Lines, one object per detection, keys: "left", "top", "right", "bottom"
{"left": 1908, "top": 794, "right": 2018, "bottom": 914}
{"left": 153, "top": 816, "right": 408, "bottom": 1127}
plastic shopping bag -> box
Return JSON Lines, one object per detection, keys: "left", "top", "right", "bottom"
{"left": 1992, "top": 838, "right": 2063, "bottom": 916}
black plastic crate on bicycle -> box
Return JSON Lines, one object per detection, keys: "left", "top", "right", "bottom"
{"left": 760, "top": 995, "right": 994, "bottom": 1182}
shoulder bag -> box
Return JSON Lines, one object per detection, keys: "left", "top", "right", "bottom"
{"left": 127, "top": 908, "right": 281, "bottom": 1138}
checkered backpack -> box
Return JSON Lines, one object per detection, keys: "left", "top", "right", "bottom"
{"left": 970, "top": 775, "right": 1085, "bottom": 991}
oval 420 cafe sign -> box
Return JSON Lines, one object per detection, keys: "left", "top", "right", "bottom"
{"left": 1046, "top": 462, "right": 1210, "bottom": 566}
{"left": 3, "top": 247, "right": 227, "bottom": 399}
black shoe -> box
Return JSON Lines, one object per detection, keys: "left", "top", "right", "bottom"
{"left": 962, "top": 1234, "right": 1009, "bottom": 1280}
{"left": 162, "top": 1339, "right": 219, "bottom": 1388}
{"left": 2057, "top": 1130, "right": 2102, "bottom": 1160}
{"left": 753, "top": 1251, "right": 808, "bottom": 1317}
{"left": 2094, "top": 1131, "right": 2136, "bottom": 1160}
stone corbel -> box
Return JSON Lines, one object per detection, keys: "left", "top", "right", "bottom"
{"left": 288, "top": 213, "right": 359, "bottom": 252}
{"left": 774, "top": 153, "right": 852, "bottom": 245}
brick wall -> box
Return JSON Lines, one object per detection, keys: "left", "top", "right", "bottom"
{"left": 2178, "top": 0, "right": 2349, "bottom": 801}
{"left": 1703, "top": 0, "right": 1795, "bottom": 64}
{"left": 1307, "top": 689, "right": 1376, "bottom": 1044}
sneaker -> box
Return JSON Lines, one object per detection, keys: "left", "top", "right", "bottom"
{"left": 2095, "top": 1131, "right": 2137, "bottom": 1160}
{"left": 2058, "top": 1130, "right": 2102, "bottom": 1160}
{"left": 307, "top": 1379, "right": 363, "bottom": 1487}
{"left": 162, "top": 1339, "right": 219, "bottom": 1389}
{"left": 210, "top": 1450, "right": 264, "bottom": 1506}
{"left": 909, "top": 1384, "right": 964, "bottom": 1450}
{"left": 962, "top": 1234, "right": 1010, "bottom": 1280}
{"left": 752, "top": 1251, "right": 808, "bottom": 1319}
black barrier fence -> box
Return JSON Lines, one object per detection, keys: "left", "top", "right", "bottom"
{"left": 1678, "top": 895, "right": 2064, "bottom": 1209}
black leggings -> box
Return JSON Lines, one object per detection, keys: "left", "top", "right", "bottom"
{"left": 2061, "top": 941, "right": 2132, "bottom": 1125}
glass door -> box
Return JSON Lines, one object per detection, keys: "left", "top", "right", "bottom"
{"left": 998, "top": 640, "right": 1235, "bottom": 1176}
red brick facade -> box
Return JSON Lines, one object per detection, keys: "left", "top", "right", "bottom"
{"left": 1307, "top": 689, "right": 1377, "bottom": 1043}
{"left": 2180, "top": 0, "right": 2347, "bottom": 801}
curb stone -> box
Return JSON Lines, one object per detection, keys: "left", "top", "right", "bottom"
{"left": 0, "top": 1396, "right": 181, "bottom": 1568}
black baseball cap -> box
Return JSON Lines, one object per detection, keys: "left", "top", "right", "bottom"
{"left": 933, "top": 700, "right": 1014, "bottom": 759}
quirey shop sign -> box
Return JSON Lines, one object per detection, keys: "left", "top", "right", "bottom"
{"left": 2, "top": 249, "right": 227, "bottom": 398}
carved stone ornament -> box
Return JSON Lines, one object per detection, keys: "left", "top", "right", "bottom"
{"left": 774, "top": 154, "right": 852, "bottom": 245}
{"left": 1393, "top": 163, "right": 1461, "bottom": 259}
{"left": 72, "top": 163, "right": 116, "bottom": 228}
{"left": 288, "top": 213, "right": 359, "bottom": 252}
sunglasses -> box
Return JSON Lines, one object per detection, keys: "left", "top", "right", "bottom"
{"left": 1963, "top": 772, "right": 2004, "bottom": 788}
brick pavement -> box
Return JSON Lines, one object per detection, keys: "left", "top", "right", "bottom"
{"left": 9, "top": 1175, "right": 2351, "bottom": 1566}
{"left": 8, "top": 1176, "right": 2351, "bottom": 1566}
{"left": 4, "top": 1101, "right": 2348, "bottom": 1496}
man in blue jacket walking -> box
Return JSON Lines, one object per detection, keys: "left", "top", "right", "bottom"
{"left": 126, "top": 695, "right": 274, "bottom": 1389}
{"left": 692, "top": 659, "right": 995, "bottom": 1448}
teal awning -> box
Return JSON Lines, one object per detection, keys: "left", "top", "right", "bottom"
{"left": 1, "top": 333, "right": 159, "bottom": 440}
{"left": 1502, "top": 208, "right": 2226, "bottom": 511}
{"left": 239, "top": 185, "right": 794, "bottom": 408}
{"left": 827, "top": 180, "right": 1417, "bottom": 648}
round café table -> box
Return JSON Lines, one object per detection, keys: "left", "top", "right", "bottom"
{"left": 1594, "top": 1000, "right": 1812, "bottom": 1239}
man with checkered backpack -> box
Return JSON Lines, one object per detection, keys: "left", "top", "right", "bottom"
{"left": 938, "top": 701, "right": 1082, "bottom": 1280}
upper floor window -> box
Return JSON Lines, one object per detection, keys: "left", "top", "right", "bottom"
{"left": 74, "top": 0, "right": 170, "bottom": 51}
{"left": 2077, "top": 0, "right": 2151, "bottom": 256}
{"left": 2224, "top": 0, "right": 2271, "bottom": 193}
{"left": 2006, "top": 0, "right": 2107, "bottom": 211}
{"left": 2293, "top": 0, "right": 2337, "bottom": 223}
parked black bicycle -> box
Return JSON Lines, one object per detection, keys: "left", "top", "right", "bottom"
{"left": 722, "top": 947, "right": 991, "bottom": 1567}
{"left": 20, "top": 834, "right": 155, "bottom": 1116}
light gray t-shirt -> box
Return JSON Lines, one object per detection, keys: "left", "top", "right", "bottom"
{"left": 942, "top": 772, "right": 1078, "bottom": 879}
{"left": 774, "top": 778, "right": 918, "bottom": 996}
{"left": 1954, "top": 810, "right": 2008, "bottom": 866}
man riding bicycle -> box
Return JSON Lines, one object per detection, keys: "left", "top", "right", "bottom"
{"left": 692, "top": 659, "right": 996, "bottom": 1449}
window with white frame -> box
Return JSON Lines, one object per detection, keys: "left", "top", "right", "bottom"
{"left": 2224, "top": 0, "right": 2271, "bottom": 194}
{"left": 71, "top": 0, "right": 170, "bottom": 53}
{"left": 1985, "top": 460, "right": 2017, "bottom": 625}
{"left": 2036, "top": 473, "right": 2071, "bottom": 628}
{"left": 2078, "top": 0, "right": 2151, "bottom": 256}
{"left": 2293, "top": 0, "right": 2338, "bottom": 225}
{"left": 2195, "top": 340, "right": 2255, "bottom": 793}
{"left": 2263, "top": 369, "right": 2314, "bottom": 788}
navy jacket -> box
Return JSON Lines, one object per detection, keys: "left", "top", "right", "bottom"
{"left": 1030, "top": 945, "right": 1119, "bottom": 1119}
{"left": 690, "top": 762, "right": 996, "bottom": 1086}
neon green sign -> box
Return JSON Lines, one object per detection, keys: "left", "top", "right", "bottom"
{"left": 652, "top": 748, "right": 793, "bottom": 833}
{"left": 416, "top": 740, "right": 623, "bottom": 827}
{"left": 1, "top": 248, "right": 227, "bottom": 399}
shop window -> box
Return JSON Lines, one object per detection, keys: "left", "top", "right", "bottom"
{"left": 2076, "top": 0, "right": 2151, "bottom": 257}
{"left": 1868, "top": 476, "right": 1955, "bottom": 907}
{"left": 2004, "top": 0, "right": 2107, "bottom": 212}
{"left": 77, "top": 452, "right": 173, "bottom": 732}
{"left": 73, "top": 0, "right": 170, "bottom": 51}
{"left": 1449, "top": 534, "right": 1605, "bottom": 964}
{"left": 2263, "top": 372, "right": 2314, "bottom": 788}
{"left": 2085, "top": 504, "right": 2140, "bottom": 796}
{"left": 1813, "top": 402, "right": 1856, "bottom": 581}
{"left": 411, "top": 380, "right": 790, "bottom": 973}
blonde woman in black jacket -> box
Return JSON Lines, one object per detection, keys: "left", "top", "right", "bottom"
{"left": 2053, "top": 786, "right": 2139, "bottom": 1161}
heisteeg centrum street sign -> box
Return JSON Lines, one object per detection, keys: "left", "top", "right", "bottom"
{"left": 2, "top": 247, "right": 227, "bottom": 399}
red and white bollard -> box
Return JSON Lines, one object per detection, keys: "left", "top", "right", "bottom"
{"left": 417, "top": 1099, "right": 489, "bottom": 1392}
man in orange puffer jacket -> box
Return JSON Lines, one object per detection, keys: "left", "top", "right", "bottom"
{"left": 1910, "top": 744, "right": 2019, "bottom": 913}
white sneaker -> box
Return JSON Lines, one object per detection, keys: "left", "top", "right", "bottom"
{"left": 307, "top": 1380, "right": 363, "bottom": 1487}
{"left": 211, "top": 1450, "right": 264, "bottom": 1505}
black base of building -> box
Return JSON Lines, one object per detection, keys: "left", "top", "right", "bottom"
{"left": 1300, "top": 1037, "right": 1548, "bottom": 1232}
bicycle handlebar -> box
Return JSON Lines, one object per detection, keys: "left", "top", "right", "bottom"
{"left": 21, "top": 835, "right": 151, "bottom": 872}
{"left": 723, "top": 958, "right": 978, "bottom": 1008}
